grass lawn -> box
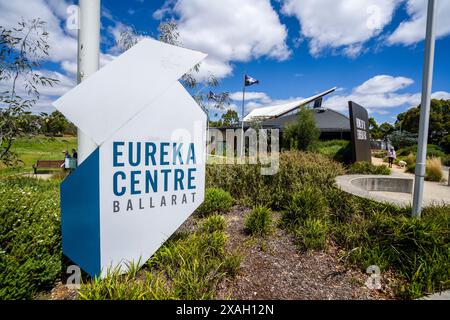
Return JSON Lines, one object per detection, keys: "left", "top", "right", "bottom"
{"left": 0, "top": 136, "right": 77, "bottom": 176}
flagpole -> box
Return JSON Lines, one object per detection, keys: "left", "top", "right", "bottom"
{"left": 241, "top": 79, "right": 246, "bottom": 157}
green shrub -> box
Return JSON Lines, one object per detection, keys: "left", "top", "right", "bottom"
{"left": 333, "top": 142, "right": 353, "bottom": 164}
{"left": 78, "top": 270, "right": 176, "bottom": 300}
{"left": 283, "top": 106, "right": 320, "bottom": 151}
{"left": 325, "top": 187, "right": 360, "bottom": 223}
{"left": 198, "top": 214, "right": 226, "bottom": 233}
{"left": 196, "top": 188, "right": 233, "bottom": 217}
{"left": 282, "top": 187, "right": 329, "bottom": 229}
{"left": 443, "top": 156, "right": 450, "bottom": 167}
{"left": 388, "top": 131, "right": 418, "bottom": 149}
{"left": 317, "top": 140, "right": 350, "bottom": 159}
{"left": 206, "top": 151, "right": 345, "bottom": 209}
{"left": 372, "top": 150, "right": 387, "bottom": 159}
{"left": 440, "top": 135, "right": 450, "bottom": 154}
{"left": 221, "top": 253, "right": 242, "bottom": 278}
{"left": 406, "top": 156, "right": 445, "bottom": 181}
{"left": 317, "top": 140, "right": 350, "bottom": 149}
{"left": 0, "top": 178, "right": 61, "bottom": 300}
{"left": 348, "top": 162, "right": 391, "bottom": 175}
{"left": 398, "top": 144, "right": 449, "bottom": 170}
{"left": 425, "top": 158, "right": 443, "bottom": 182}
{"left": 404, "top": 153, "right": 417, "bottom": 173}
{"left": 244, "top": 206, "right": 273, "bottom": 237}
{"left": 80, "top": 217, "right": 237, "bottom": 300}
{"left": 404, "top": 153, "right": 416, "bottom": 165}
{"left": 327, "top": 191, "right": 450, "bottom": 299}
{"left": 295, "top": 218, "right": 328, "bottom": 251}
{"left": 397, "top": 144, "right": 446, "bottom": 159}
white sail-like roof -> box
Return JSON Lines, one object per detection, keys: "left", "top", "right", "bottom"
{"left": 243, "top": 87, "right": 336, "bottom": 122}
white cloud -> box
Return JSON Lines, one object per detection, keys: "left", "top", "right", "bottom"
{"left": 431, "top": 91, "right": 450, "bottom": 101}
{"left": 61, "top": 60, "right": 77, "bottom": 75}
{"left": 230, "top": 91, "right": 271, "bottom": 103}
{"left": 388, "top": 0, "right": 450, "bottom": 45}
{"left": 0, "top": 0, "right": 120, "bottom": 113}
{"left": 282, "top": 0, "right": 400, "bottom": 57}
{"left": 323, "top": 74, "right": 450, "bottom": 113}
{"left": 157, "top": 0, "right": 291, "bottom": 80}
{"left": 0, "top": 0, "right": 78, "bottom": 64}
{"left": 354, "top": 75, "right": 414, "bottom": 94}
{"left": 194, "top": 58, "right": 234, "bottom": 81}
{"left": 153, "top": 0, "right": 176, "bottom": 20}
{"left": 0, "top": 68, "right": 75, "bottom": 113}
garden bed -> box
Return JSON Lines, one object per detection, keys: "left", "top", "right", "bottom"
{"left": 216, "top": 207, "right": 393, "bottom": 300}
{"left": 1, "top": 150, "right": 449, "bottom": 300}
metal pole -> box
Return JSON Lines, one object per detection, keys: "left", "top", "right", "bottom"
{"left": 412, "top": 0, "right": 437, "bottom": 218}
{"left": 77, "top": 0, "right": 100, "bottom": 165}
{"left": 240, "top": 83, "right": 246, "bottom": 157}
{"left": 206, "top": 108, "right": 210, "bottom": 155}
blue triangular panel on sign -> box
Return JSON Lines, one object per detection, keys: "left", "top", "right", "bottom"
{"left": 61, "top": 148, "right": 101, "bottom": 277}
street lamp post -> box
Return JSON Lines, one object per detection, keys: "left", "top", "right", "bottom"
{"left": 412, "top": 0, "right": 437, "bottom": 218}
{"left": 77, "top": 0, "right": 100, "bottom": 165}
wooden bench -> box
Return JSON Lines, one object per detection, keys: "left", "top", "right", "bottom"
{"left": 32, "top": 160, "right": 65, "bottom": 174}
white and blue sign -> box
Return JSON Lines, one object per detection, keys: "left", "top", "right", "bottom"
{"left": 54, "top": 39, "right": 207, "bottom": 277}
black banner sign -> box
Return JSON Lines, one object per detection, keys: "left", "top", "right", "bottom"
{"left": 349, "top": 101, "right": 372, "bottom": 164}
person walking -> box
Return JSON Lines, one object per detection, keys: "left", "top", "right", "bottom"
{"left": 387, "top": 148, "right": 396, "bottom": 168}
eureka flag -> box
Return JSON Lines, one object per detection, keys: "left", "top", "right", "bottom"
{"left": 245, "top": 75, "right": 259, "bottom": 86}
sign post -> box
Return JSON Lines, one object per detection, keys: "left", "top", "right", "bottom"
{"left": 54, "top": 39, "right": 207, "bottom": 277}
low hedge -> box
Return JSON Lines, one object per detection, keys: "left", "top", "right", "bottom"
{"left": 195, "top": 188, "right": 233, "bottom": 217}
{"left": 348, "top": 162, "right": 391, "bottom": 175}
{"left": 0, "top": 178, "right": 61, "bottom": 300}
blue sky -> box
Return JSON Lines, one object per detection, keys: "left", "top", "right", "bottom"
{"left": 1, "top": 0, "right": 449, "bottom": 124}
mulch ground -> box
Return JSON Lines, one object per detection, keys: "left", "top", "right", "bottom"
{"left": 216, "top": 206, "right": 395, "bottom": 300}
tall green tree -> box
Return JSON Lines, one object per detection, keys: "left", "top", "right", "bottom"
{"left": 40, "top": 111, "right": 76, "bottom": 137}
{"left": 220, "top": 109, "right": 239, "bottom": 126}
{"left": 395, "top": 99, "right": 450, "bottom": 150}
{"left": 369, "top": 117, "right": 382, "bottom": 139}
{"left": 379, "top": 122, "right": 395, "bottom": 138}
{"left": 0, "top": 19, "right": 58, "bottom": 165}
{"left": 284, "top": 106, "right": 320, "bottom": 151}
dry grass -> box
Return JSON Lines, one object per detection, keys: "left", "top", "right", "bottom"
{"left": 426, "top": 157, "right": 443, "bottom": 182}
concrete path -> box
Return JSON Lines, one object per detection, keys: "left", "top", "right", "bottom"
{"left": 336, "top": 158, "right": 450, "bottom": 207}
{"left": 21, "top": 173, "right": 53, "bottom": 180}
{"left": 419, "top": 290, "right": 450, "bottom": 300}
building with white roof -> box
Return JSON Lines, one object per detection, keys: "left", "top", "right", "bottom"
{"left": 216, "top": 87, "right": 351, "bottom": 140}
{"left": 243, "top": 87, "right": 338, "bottom": 122}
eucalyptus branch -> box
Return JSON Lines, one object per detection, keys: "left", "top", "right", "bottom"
{"left": 0, "top": 18, "right": 57, "bottom": 164}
